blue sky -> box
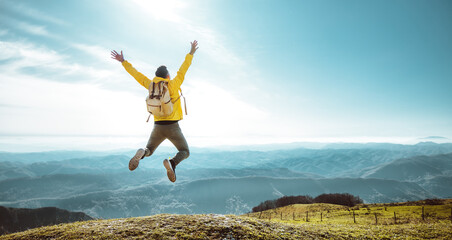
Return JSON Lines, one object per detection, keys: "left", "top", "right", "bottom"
{"left": 0, "top": 0, "right": 451, "bottom": 151}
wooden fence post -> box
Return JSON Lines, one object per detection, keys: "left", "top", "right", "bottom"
{"left": 306, "top": 211, "right": 309, "bottom": 222}
{"left": 394, "top": 212, "right": 397, "bottom": 224}
{"left": 259, "top": 212, "right": 262, "bottom": 219}
{"left": 293, "top": 212, "right": 295, "bottom": 221}
{"left": 321, "top": 212, "right": 323, "bottom": 222}
{"left": 374, "top": 213, "right": 378, "bottom": 225}
{"left": 353, "top": 210, "right": 356, "bottom": 224}
{"left": 422, "top": 206, "right": 425, "bottom": 221}
{"left": 280, "top": 212, "right": 283, "bottom": 220}
{"left": 269, "top": 213, "right": 272, "bottom": 221}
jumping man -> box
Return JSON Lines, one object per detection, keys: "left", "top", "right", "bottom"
{"left": 111, "top": 40, "right": 198, "bottom": 182}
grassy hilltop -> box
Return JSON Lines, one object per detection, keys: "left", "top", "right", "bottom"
{"left": 1, "top": 200, "right": 452, "bottom": 239}
{"left": 247, "top": 200, "right": 452, "bottom": 224}
{"left": 1, "top": 214, "right": 332, "bottom": 240}
{"left": 245, "top": 200, "right": 452, "bottom": 239}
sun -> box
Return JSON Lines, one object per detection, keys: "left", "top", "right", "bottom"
{"left": 132, "top": 0, "right": 187, "bottom": 23}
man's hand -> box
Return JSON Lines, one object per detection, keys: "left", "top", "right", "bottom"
{"left": 111, "top": 50, "right": 124, "bottom": 62}
{"left": 189, "top": 40, "right": 199, "bottom": 55}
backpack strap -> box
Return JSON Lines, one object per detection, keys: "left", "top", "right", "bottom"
{"left": 170, "top": 88, "right": 187, "bottom": 115}
{"left": 159, "top": 81, "right": 165, "bottom": 98}
{"left": 180, "top": 89, "right": 187, "bottom": 115}
{"left": 150, "top": 82, "right": 156, "bottom": 99}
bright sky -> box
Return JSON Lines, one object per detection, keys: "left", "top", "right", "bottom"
{"left": 1, "top": 0, "right": 451, "bottom": 151}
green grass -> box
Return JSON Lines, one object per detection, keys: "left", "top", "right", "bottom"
{"left": 1, "top": 200, "right": 451, "bottom": 239}
{"left": 244, "top": 200, "right": 452, "bottom": 239}
{"left": 0, "top": 214, "right": 334, "bottom": 240}
{"left": 246, "top": 200, "right": 452, "bottom": 225}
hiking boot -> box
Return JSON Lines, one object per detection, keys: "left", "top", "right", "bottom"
{"left": 129, "top": 148, "right": 145, "bottom": 171}
{"left": 163, "top": 159, "right": 176, "bottom": 182}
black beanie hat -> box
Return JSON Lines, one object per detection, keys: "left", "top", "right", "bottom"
{"left": 155, "top": 65, "right": 169, "bottom": 78}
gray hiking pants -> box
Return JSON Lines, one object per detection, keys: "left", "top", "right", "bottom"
{"left": 145, "top": 122, "right": 189, "bottom": 166}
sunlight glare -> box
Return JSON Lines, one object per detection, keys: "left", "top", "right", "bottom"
{"left": 132, "top": 0, "right": 187, "bottom": 23}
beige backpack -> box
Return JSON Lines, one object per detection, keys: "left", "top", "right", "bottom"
{"left": 145, "top": 81, "right": 186, "bottom": 122}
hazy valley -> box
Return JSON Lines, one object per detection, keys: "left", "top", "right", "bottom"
{"left": 0, "top": 142, "right": 451, "bottom": 219}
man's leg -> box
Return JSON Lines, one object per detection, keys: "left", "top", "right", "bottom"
{"left": 162, "top": 122, "right": 189, "bottom": 182}
{"left": 145, "top": 124, "right": 167, "bottom": 157}
{"left": 165, "top": 123, "right": 190, "bottom": 166}
{"left": 129, "top": 125, "right": 166, "bottom": 171}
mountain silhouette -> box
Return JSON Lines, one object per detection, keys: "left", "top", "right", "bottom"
{"left": 0, "top": 206, "right": 92, "bottom": 235}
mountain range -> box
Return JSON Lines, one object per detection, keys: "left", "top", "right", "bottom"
{"left": 0, "top": 142, "right": 451, "bottom": 218}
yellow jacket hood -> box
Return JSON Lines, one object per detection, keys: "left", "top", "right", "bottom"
{"left": 152, "top": 77, "right": 169, "bottom": 84}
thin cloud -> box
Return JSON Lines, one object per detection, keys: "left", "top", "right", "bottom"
{"left": 0, "top": 14, "right": 55, "bottom": 38}
{"left": 0, "top": 40, "right": 114, "bottom": 83}
{"left": 0, "top": 29, "right": 9, "bottom": 36}
{"left": 0, "top": 103, "right": 31, "bottom": 109}
{"left": 72, "top": 43, "right": 116, "bottom": 65}
{"left": 0, "top": 40, "right": 64, "bottom": 67}
{"left": 1, "top": 1, "right": 68, "bottom": 26}
{"left": 16, "top": 21, "right": 50, "bottom": 36}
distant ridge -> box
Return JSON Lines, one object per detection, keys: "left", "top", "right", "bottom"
{"left": 361, "top": 152, "right": 452, "bottom": 181}
{"left": 0, "top": 206, "right": 93, "bottom": 235}
{"left": 419, "top": 136, "right": 449, "bottom": 140}
{"left": 323, "top": 141, "right": 452, "bottom": 150}
{"left": 360, "top": 152, "right": 452, "bottom": 198}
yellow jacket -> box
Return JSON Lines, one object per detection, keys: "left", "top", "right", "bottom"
{"left": 122, "top": 54, "right": 193, "bottom": 121}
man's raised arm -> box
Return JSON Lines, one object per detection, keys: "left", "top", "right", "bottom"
{"left": 111, "top": 50, "right": 151, "bottom": 89}
{"left": 172, "top": 41, "right": 199, "bottom": 89}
